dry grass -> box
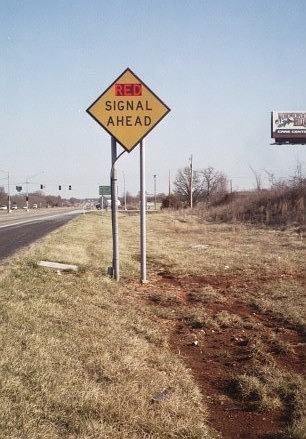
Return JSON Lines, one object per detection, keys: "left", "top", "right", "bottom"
{"left": 223, "top": 374, "right": 280, "bottom": 412}
{"left": 0, "top": 213, "right": 214, "bottom": 439}
{"left": 117, "top": 210, "right": 305, "bottom": 437}
{"left": 186, "top": 287, "right": 226, "bottom": 305}
{"left": 200, "top": 184, "right": 305, "bottom": 226}
{"left": 139, "top": 211, "right": 305, "bottom": 330}
{"left": 0, "top": 209, "right": 305, "bottom": 438}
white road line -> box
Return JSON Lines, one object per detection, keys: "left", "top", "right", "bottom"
{"left": 0, "top": 210, "right": 82, "bottom": 230}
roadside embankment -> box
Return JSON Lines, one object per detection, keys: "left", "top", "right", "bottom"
{"left": 0, "top": 212, "right": 213, "bottom": 439}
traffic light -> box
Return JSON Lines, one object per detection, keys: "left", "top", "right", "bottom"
{"left": 69, "top": 185, "right": 72, "bottom": 190}
{"left": 40, "top": 184, "right": 44, "bottom": 190}
{"left": 59, "top": 185, "right": 61, "bottom": 190}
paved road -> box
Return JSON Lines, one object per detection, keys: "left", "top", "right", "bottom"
{"left": 0, "top": 209, "right": 82, "bottom": 261}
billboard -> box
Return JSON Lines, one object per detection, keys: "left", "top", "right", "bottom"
{"left": 271, "top": 111, "right": 306, "bottom": 144}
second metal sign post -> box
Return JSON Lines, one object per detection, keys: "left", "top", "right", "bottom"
{"left": 86, "top": 68, "right": 170, "bottom": 282}
{"left": 139, "top": 140, "right": 146, "bottom": 283}
{"left": 111, "top": 136, "right": 119, "bottom": 281}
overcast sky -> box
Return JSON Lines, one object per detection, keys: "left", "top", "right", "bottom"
{"left": 1, "top": 0, "right": 306, "bottom": 198}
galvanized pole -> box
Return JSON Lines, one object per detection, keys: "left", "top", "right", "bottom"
{"left": 153, "top": 174, "right": 157, "bottom": 210}
{"left": 7, "top": 171, "right": 11, "bottom": 213}
{"left": 140, "top": 140, "right": 147, "bottom": 283}
{"left": 111, "top": 137, "right": 119, "bottom": 281}
{"left": 190, "top": 155, "right": 193, "bottom": 209}
{"left": 26, "top": 178, "right": 29, "bottom": 211}
{"left": 123, "top": 171, "right": 127, "bottom": 211}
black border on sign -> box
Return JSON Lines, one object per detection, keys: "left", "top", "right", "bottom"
{"left": 86, "top": 67, "right": 171, "bottom": 153}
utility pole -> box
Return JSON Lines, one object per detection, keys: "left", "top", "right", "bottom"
{"left": 189, "top": 155, "right": 193, "bottom": 209}
{"left": 24, "top": 171, "right": 45, "bottom": 210}
{"left": 1, "top": 170, "right": 11, "bottom": 213}
{"left": 123, "top": 171, "right": 127, "bottom": 211}
{"left": 153, "top": 174, "right": 157, "bottom": 210}
{"left": 26, "top": 178, "right": 29, "bottom": 210}
{"left": 7, "top": 171, "right": 11, "bottom": 213}
{"left": 168, "top": 170, "right": 171, "bottom": 197}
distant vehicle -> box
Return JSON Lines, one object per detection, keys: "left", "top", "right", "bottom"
{"left": 0, "top": 205, "right": 7, "bottom": 210}
{"left": 106, "top": 199, "right": 121, "bottom": 208}
{"left": 11, "top": 205, "right": 17, "bottom": 210}
{"left": 32, "top": 204, "right": 38, "bottom": 209}
{"left": 22, "top": 206, "right": 28, "bottom": 210}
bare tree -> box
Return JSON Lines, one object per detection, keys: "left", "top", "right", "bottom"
{"left": 264, "top": 169, "right": 275, "bottom": 186}
{"left": 173, "top": 166, "right": 202, "bottom": 204}
{"left": 0, "top": 186, "right": 6, "bottom": 205}
{"left": 200, "top": 167, "right": 228, "bottom": 202}
{"left": 290, "top": 160, "right": 304, "bottom": 188}
{"left": 249, "top": 166, "right": 262, "bottom": 190}
{"left": 174, "top": 166, "right": 228, "bottom": 205}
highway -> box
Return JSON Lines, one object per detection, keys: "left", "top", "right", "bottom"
{"left": 0, "top": 208, "right": 82, "bottom": 261}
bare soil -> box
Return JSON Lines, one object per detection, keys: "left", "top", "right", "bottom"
{"left": 128, "top": 272, "right": 305, "bottom": 439}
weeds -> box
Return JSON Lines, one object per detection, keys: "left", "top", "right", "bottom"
{"left": 0, "top": 214, "right": 213, "bottom": 439}
{"left": 186, "top": 286, "right": 225, "bottom": 304}
{"left": 183, "top": 309, "right": 219, "bottom": 330}
{"left": 214, "top": 311, "right": 243, "bottom": 328}
{"left": 223, "top": 374, "right": 279, "bottom": 412}
{"left": 147, "top": 291, "right": 181, "bottom": 307}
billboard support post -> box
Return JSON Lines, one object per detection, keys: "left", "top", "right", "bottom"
{"left": 111, "top": 137, "right": 119, "bottom": 281}
{"left": 140, "top": 140, "right": 147, "bottom": 283}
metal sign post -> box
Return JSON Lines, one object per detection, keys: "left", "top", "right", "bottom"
{"left": 140, "top": 140, "right": 147, "bottom": 283}
{"left": 86, "top": 68, "right": 170, "bottom": 282}
{"left": 111, "top": 137, "right": 119, "bottom": 281}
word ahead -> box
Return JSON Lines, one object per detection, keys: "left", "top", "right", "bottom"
{"left": 86, "top": 68, "right": 170, "bottom": 152}
{"left": 106, "top": 100, "right": 152, "bottom": 127}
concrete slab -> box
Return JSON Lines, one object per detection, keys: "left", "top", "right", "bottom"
{"left": 37, "top": 261, "right": 78, "bottom": 272}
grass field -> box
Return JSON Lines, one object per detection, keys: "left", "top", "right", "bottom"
{"left": 0, "top": 210, "right": 305, "bottom": 439}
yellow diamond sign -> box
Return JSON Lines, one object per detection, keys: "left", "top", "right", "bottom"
{"left": 86, "top": 68, "right": 170, "bottom": 152}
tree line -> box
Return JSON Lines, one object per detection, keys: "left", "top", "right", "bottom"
{"left": 0, "top": 188, "right": 79, "bottom": 208}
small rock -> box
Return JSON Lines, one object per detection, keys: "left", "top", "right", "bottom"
{"left": 192, "top": 340, "right": 199, "bottom": 346}
{"left": 151, "top": 387, "right": 171, "bottom": 403}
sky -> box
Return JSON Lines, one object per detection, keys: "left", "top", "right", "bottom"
{"left": 1, "top": 0, "right": 306, "bottom": 198}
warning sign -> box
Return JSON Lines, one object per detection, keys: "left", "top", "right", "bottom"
{"left": 86, "top": 68, "right": 170, "bottom": 152}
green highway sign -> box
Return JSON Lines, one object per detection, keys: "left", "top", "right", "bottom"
{"left": 99, "top": 185, "right": 111, "bottom": 196}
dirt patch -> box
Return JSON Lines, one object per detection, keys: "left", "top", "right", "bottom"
{"left": 129, "top": 273, "right": 305, "bottom": 439}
